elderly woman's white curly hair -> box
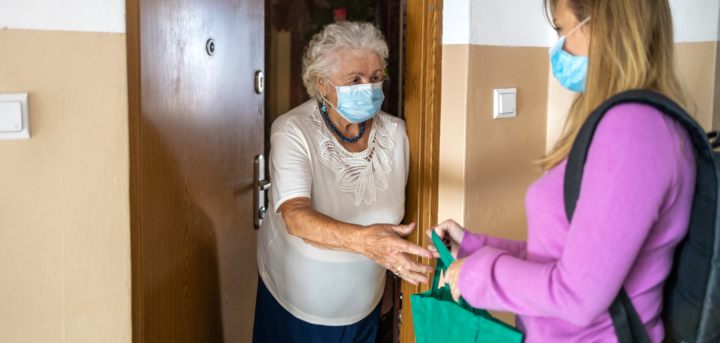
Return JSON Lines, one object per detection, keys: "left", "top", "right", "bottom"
{"left": 302, "top": 21, "right": 389, "bottom": 100}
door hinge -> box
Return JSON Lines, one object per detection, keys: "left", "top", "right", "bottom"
{"left": 398, "top": 292, "right": 403, "bottom": 324}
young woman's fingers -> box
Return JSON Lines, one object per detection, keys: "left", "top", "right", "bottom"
{"left": 431, "top": 222, "right": 450, "bottom": 241}
{"left": 425, "top": 226, "right": 437, "bottom": 240}
{"left": 451, "top": 285, "right": 461, "bottom": 302}
{"left": 434, "top": 219, "right": 464, "bottom": 241}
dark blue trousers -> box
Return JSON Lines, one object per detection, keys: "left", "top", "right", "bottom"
{"left": 252, "top": 275, "right": 381, "bottom": 343}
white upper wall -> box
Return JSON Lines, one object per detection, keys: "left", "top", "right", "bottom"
{"left": 670, "top": 0, "right": 720, "bottom": 42}
{"left": 0, "top": 0, "right": 126, "bottom": 33}
{"left": 443, "top": 0, "right": 471, "bottom": 45}
{"left": 444, "top": 0, "right": 720, "bottom": 46}
{"left": 469, "top": 0, "right": 557, "bottom": 47}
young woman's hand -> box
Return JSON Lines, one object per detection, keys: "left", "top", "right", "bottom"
{"left": 444, "top": 257, "right": 467, "bottom": 302}
{"left": 426, "top": 219, "right": 466, "bottom": 259}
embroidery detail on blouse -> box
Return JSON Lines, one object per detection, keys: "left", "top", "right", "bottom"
{"left": 307, "top": 106, "right": 398, "bottom": 206}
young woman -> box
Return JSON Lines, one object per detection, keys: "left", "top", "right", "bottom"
{"left": 427, "top": 0, "right": 696, "bottom": 342}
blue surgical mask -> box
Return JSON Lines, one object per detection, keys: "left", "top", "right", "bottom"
{"left": 549, "top": 17, "right": 591, "bottom": 93}
{"left": 320, "top": 79, "right": 384, "bottom": 123}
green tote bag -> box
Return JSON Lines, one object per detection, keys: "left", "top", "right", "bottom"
{"left": 410, "top": 232, "right": 524, "bottom": 343}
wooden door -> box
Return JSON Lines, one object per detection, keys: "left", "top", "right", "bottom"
{"left": 127, "top": 0, "right": 264, "bottom": 341}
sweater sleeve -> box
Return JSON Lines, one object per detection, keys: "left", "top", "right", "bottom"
{"left": 457, "top": 104, "right": 680, "bottom": 326}
{"left": 458, "top": 232, "right": 528, "bottom": 260}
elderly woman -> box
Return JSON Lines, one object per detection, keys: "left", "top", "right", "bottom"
{"left": 252, "top": 21, "right": 433, "bottom": 343}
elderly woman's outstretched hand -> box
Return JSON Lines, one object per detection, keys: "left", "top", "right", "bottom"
{"left": 357, "top": 223, "right": 435, "bottom": 286}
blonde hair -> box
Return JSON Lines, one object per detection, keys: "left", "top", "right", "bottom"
{"left": 301, "top": 21, "right": 389, "bottom": 100}
{"left": 541, "top": 0, "right": 687, "bottom": 170}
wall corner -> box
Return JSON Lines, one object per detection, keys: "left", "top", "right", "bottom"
{"left": 438, "top": 44, "right": 470, "bottom": 226}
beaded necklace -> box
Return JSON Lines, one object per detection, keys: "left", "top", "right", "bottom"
{"left": 319, "top": 101, "right": 366, "bottom": 143}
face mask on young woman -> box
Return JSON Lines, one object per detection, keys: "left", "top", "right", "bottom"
{"left": 320, "top": 79, "right": 385, "bottom": 123}
{"left": 549, "top": 17, "right": 591, "bottom": 93}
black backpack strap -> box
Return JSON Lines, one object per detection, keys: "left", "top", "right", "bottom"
{"left": 564, "top": 89, "right": 706, "bottom": 218}
{"left": 610, "top": 289, "right": 652, "bottom": 343}
{"left": 564, "top": 90, "right": 710, "bottom": 343}
{"left": 709, "top": 131, "right": 720, "bottom": 149}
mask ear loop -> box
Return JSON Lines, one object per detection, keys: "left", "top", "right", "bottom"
{"left": 566, "top": 16, "right": 591, "bottom": 38}
{"left": 318, "top": 78, "right": 339, "bottom": 109}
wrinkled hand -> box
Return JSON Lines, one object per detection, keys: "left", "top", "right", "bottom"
{"left": 358, "top": 223, "right": 434, "bottom": 286}
{"left": 444, "top": 257, "right": 467, "bottom": 302}
{"left": 426, "top": 219, "right": 466, "bottom": 259}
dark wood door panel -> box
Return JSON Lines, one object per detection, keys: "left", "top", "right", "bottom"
{"left": 129, "top": 0, "right": 264, "bottom": 341}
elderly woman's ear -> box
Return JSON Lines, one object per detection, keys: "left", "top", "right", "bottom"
{"left": 316, "top": 77, "right": 324, "bottom": 93}
{"left": 316, "top": 77, "right": 329, "bottom": 97}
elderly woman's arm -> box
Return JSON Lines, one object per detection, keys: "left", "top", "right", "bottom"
{"left": 280, "top": 197, "right": 435, "bottom": 285}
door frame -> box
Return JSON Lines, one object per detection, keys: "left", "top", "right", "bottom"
{"left": 126, "top": 0, "right": 142, "bottom": 340}
{"left": 401, "top": 0, "right": 443, "bottom": 342}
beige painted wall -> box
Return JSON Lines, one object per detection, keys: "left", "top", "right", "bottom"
{"left": 463, "top": 46, "right": 548, "bottom": 242}
{"left": 0, "top": 29, "right": 131, "bottom": 342}
{"left": 440, "top": 45, "right": 550, "bottom": 235}
{"left": 676, "top": 41, "right": 719, "bottom": 130}
{"left": 438, "top": 44, "right": 469, "bottom": 226}
{"left": 464, "top": 46, "right": 550, "bottom": 325}
{"left": 439, "top": 44, "right": 549, "bottom": 325}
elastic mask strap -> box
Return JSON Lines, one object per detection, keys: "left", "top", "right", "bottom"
{"left": 319, "top": 92, "right": 337, "bottom": 110}
{"left": 319, "top": 78, "right": 339, "bottom": 109}
{"left": 566, "top": 17, "right": 591, "bottom": 38}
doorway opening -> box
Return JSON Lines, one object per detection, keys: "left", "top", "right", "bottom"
{"left": 263, "top": 1, "right": 408, "bottom": 342}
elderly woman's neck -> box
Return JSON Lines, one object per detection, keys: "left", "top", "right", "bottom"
{"left": 327, "top": 107, "right": 364, "bottom": 136}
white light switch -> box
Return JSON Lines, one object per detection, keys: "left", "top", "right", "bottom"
{"left": 0, "top": 93, "right": 30, "bottom": 140}
{"left": 500, "top": 94, "right": 516, "bottom": 114}
{"left": 493, "top": 88, "right": 517, "bottom": 119}
{"left": 0, "top": 102, "right": 23, "bottom": 133}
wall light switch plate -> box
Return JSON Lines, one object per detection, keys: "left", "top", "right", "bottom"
{"left": 0, "top": 102, "right": 22, "bottom": 132}
{"left": 493, "top": 88, "right": 517, "bottom": 119}
{"left": 0, "top": 93, "right": 30, "bottom": 140}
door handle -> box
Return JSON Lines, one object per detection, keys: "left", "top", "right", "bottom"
{"left": 254, "top": 71, "right": 264, "bottom": 94}
{"left": 258, "top": 180, "right": 271, "bottom": 191}
{"left": 254, "top": 155, "right": 271, "bottom": 229}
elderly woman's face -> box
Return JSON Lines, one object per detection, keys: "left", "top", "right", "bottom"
{"left": 317, "top": 50, "right": 384, "bottom": 107}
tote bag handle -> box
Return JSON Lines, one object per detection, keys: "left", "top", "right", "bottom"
{"left": 432, "top": 231, "right": 455, "bottom": 266}
{"left": 430, "top": 232, "right": 455, "bottom": 297}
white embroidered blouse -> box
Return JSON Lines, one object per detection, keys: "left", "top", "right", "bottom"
{"left": 257, "top": 100, "right": 410, "bottom": 326}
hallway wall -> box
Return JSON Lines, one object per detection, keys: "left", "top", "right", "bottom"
{"left": 0, "top": 2, "right": 131, "bottom": 342}
{"left": 440, "top": 0, "right": 555, "bottom": 325}
{"left": 440, "top": 0, "right": 553, "bottom": 246}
